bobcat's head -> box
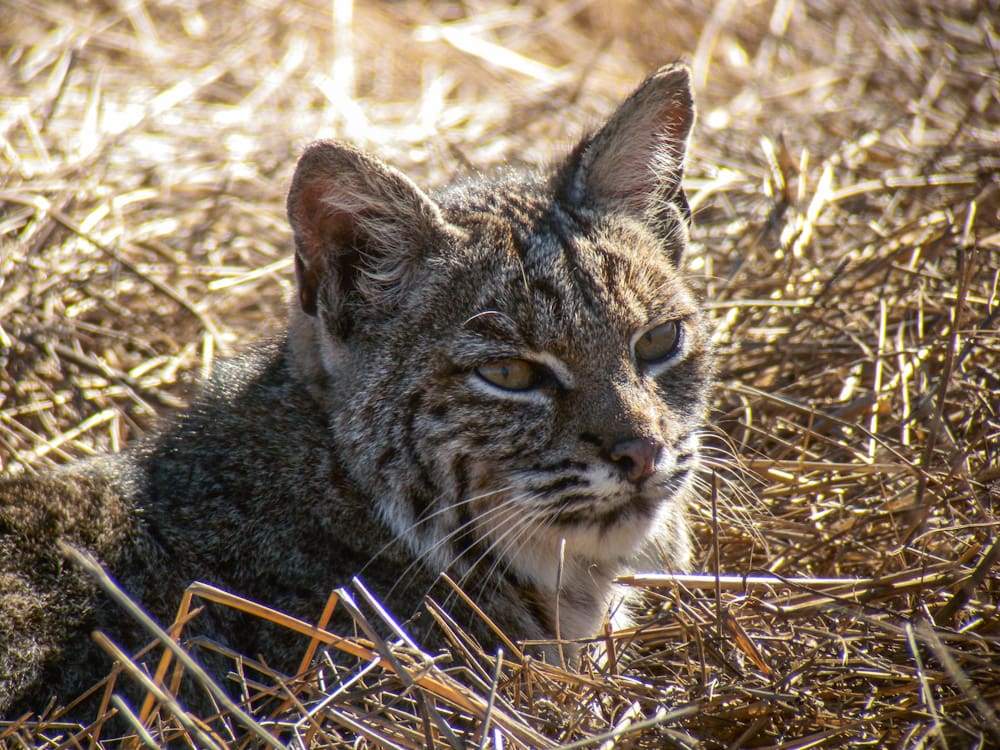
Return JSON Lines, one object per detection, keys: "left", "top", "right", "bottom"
{"left": 285, "top": 65, "right": 713, "bottom": 627}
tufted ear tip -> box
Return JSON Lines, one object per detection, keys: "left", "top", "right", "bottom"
{"left": 562, "top": 63, "right": 695, "bottom": 229}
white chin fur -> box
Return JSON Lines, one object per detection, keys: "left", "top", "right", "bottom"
{"left": 502, "top": 474, "right": 692, "bottom": 592}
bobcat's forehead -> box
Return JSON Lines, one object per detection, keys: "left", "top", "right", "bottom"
{"left": 434, "top": 188, "right": 696, "bottom": 361}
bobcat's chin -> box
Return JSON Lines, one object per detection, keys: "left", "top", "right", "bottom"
{"left": 554, "top": 464, "right": 696, "bottom": 566}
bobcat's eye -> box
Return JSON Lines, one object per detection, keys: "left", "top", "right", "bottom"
{"left": 476, "top": 359, "right": 540, "bottom": 391}
{"left": 634, "top": 320, "right": 682, "bottom": 364}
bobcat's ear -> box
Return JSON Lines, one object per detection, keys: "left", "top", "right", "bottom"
{"left": 562, "top": 64, "right": 694, "bottom": 259}
{"left": 287, "top": 142, "right": 448, "bottom": 337}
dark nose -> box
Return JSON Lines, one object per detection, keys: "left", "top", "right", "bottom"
{"left": 609, "top": 437, "right": 663, "bottom": 484}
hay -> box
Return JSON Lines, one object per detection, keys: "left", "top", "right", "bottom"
{"left": 1, "top": 0, "right": 997, "bottom": 746}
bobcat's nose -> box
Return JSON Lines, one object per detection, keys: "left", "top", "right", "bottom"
{"left": 609, "top": 437, "right": 663, "bottom": 484}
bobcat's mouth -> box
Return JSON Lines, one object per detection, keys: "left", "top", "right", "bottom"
{"left": 549, "top": 460, "right": 695, "bottom": 528}
{"left": 461, "top": 436, "right": 699, "bottom": 564}
{"left": 486, "top": 444, "right": 694, "bottom": 526}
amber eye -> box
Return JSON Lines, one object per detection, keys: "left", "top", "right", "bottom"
{"left": 476, "top": 359, "right": 540, "bottom": 391}
{"left": 634, "top": 321, "right": 682, "bottom": 363}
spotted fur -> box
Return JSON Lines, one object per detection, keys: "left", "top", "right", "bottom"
{"left": 0, "top": 64, "right": 713, "bottom": 714}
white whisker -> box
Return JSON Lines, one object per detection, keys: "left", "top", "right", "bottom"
{"left": 386, "top": 491, "right": 533, "bottom": 602}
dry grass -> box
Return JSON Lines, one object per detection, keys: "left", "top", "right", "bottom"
{"left": 1, "top": 0, "right": 998, "bottom": 747}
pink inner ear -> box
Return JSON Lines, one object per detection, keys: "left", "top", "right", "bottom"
{"left": 609, "top": 102, "right": 689, "bottom": 207}
{"left": 291, "top": 182, "right": 333, "bottom": 266}
{"left": 291, "top": 179, "right": 362, "bottom": 272}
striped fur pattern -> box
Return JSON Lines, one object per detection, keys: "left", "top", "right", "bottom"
{"left": 0, "top": 64, "right": 713, "bottom": 713}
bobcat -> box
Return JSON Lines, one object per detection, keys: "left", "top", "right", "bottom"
{"left": 0, "top": 64, "right": 713, "bottom": 716}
